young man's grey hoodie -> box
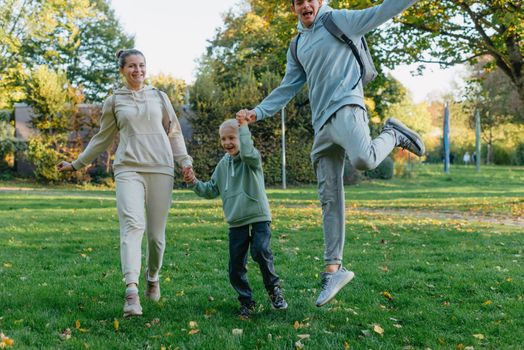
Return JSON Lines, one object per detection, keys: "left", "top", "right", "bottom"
{"left": 254, "top": 0, "right": 418, "bottom": 134}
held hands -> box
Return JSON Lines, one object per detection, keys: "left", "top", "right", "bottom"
{"left": 182, "top": 166, "right": 196, "bottom": 185}
{"left": 235, "top": 109, "right": 256, "bottom": 125}
{"left": 57, "top": 161, "right": 74, "bottom": 172}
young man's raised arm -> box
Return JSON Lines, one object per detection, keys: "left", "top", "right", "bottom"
{"left": 254, "top": 48, "right": 307, "bottom": 121}
{"left": 336, "top": 0, "right": 419, "bottom": 37}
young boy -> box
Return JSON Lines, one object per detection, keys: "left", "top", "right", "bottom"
{"left": 184, "top": 118, "right": 287, "bottom": 318}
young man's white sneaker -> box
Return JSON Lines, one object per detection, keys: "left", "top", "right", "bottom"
{"left": 315, "top": 267, "right": 355, "bottom": 307}
{"left": 123, "top": 290, "right": 143, "bottom": 317}
{"left": 384, "top": 117, "right": 425, "bottom": 157}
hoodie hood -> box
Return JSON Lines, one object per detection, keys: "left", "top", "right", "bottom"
{"left": 114, "top": 85, "right": 155, "bottom": 120}
{"left": 297, "top": 4, "right": 331, "bottom": 33}
{"left": 113, "top": 84, "right": 155, "bottom": 95}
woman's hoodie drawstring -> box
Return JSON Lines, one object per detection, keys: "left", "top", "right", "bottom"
{"left": 130, "top": 89, "right": 151, "bottom": 120}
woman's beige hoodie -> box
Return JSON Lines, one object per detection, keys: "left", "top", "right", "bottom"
{"left": 72, "top": 85, "right": 192, "bottom": 176}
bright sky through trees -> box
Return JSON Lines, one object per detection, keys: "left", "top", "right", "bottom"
{"left": 111, "top": 0, "right": 463, "bottom": 103}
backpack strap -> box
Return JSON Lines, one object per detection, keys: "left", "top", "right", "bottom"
{"left": 321, "top": 12, "right": 365, "bottom": 89}
{"left": 290, "top": 33, "right": 304, "bottom": 72}
{"left": 110, "top": 89, "right": 171, "bottom": 135}
{"left": 153, "top": 88, "right": 172, "bottom": 135}
{"left": 111, "top": 94, "right": 119, "bottom": 130}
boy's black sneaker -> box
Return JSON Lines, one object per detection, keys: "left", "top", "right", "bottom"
{"left": 239, "top": 300, "right": 256, "bottom": 319}
{"left": 269, "top": 286, "right": 288, "bottom": 310}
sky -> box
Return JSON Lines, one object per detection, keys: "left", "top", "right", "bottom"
{"left": 110, "top": 0, "right": 463, "bottom": 103}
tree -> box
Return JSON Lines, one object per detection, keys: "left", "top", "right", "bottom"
{"left": 190, "top": 0, "right": 407, "bottom": 184}
{"left": 0, "top": 0, "right": 133, "bottom": 106}
{"left": 462, "top": 58, "right": 523, "bottom": 162}
{"left": 149, "top": 74, "right": 188, "bottom": 113}
{"left": 376, "top": 0, "right": 523, "bottom": 106}
{"left": 65, "top": 0, "right": 134, "bottom": 102}
{"left": 24, "top": 66, "right": 84, "bottom": 182}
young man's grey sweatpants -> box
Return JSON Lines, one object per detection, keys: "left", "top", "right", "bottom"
{"left": 310, "top": 105, "right": 396, "bottom": 265}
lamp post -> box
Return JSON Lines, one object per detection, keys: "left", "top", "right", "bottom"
{"left": 443, "top": 102, "right": 450, "bottom": 173}
{"left": 281, "top": 107, "right": 287, "bottom": 189}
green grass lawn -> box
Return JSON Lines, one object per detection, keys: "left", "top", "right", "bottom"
{"left": 1, "top": 164, "right": 523, "bottom": 349}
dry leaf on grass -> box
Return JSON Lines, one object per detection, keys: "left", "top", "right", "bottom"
{"left": 232, "top": 329, "right": 243, "bottom": 336}
{"left": 188, "top": 329, "right": 200, "bottom": 335}
{"left": 373, "top": 324, "right": 384, "bottom": 336}
{"left": 0, "top": 333, "right": 14, "bottom": 347}
{"left": 473, "top": 334, "right": 485, "bottom": 340}
{"left": 59, "top": 328, "right": 72, "bottom": 341}
{"left": 294, "top": 340, "right": 304, "bottom": 349}
{"left": 189, "top": 321, "right": 198, "bottom": 329}
{"left": 382, "top": 291, "right": 394, "bottom": 300}
{"left": 113, "top": 319, "right": 119, "bottom": 331}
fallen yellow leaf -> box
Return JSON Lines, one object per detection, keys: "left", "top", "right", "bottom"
{"left": 344, "top": 340, "right": 350, "bottom": 349}
{"left": 75, "top": 320, "right": 81, "bottom": 329}
{"left": 113, "top": 319, "right": 119, "bottom": 331}
{"left": 473, "top": 333, "right": 485, "bottom": 340}
{"left": 373, "top": 324, "right": 384, "bottom": 336}
{"left": 188, "top": 329, "right": 199, "bottom": 335}
{"left": 293, "top": 321, "right": 300, "bottom": 330}
{"left": 382, "top": 291, "right": 394, "bottom": 300}
{"left": 482, "top": 300, "right": 492, "bottom": 305}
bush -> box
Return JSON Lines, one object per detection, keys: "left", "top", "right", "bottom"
{"left": 26, "top": 135, "right": 82, "bottom": 183}
{"left": 365, "top": 156, "right": 394, "bottom": 180}
{"left": 512, "top": 143, "right": 524, "bottom": 165}
{"left": 343, "top": 160, "right": 362, "bottom": 185}
{"left": 0, "top": 112, "right": 26, "bottom": 169}
{"left": 492, "top": 145, "right": 512, "bottom": 165}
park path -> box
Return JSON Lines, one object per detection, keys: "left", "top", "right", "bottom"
{"left": 353, "top": 207, "right": 524, "bottom": 228}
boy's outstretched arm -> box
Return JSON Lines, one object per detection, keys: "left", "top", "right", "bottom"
{"left": 237, "top": 122, "right": 262, "bottom": 169}
{"left": 189, "top": 169, "right": 220, "bottom": 199}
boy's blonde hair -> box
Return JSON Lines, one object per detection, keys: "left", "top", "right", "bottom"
{"left": 219, "top": 119, "right": 238, "bottom": 135}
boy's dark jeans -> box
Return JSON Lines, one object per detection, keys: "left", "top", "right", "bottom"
{"left": 228, "top": 221, "right": 280, "bottom": 304}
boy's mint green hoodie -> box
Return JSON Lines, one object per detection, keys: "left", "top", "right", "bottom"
{"left": 191, "top": 125, "right": 271, "bottom": 228}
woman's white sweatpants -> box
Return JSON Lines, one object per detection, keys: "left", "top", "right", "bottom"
{"left": 115, "top": 172, "right": 174, "bottom": 286}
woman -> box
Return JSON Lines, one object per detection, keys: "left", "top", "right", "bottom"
{"left": 58, "top": 48, "right": 193, "bottom": 317}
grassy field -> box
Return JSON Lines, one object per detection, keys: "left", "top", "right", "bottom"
{"left": 0, "top": 164, "right": 523, "bottom": 349}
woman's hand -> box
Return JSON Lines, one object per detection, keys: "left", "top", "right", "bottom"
{"left": 57, "top": 161, "right": 74, "bottom": 172}
{"left": 182, "top": 166, "right": 196, "bottom": 184}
